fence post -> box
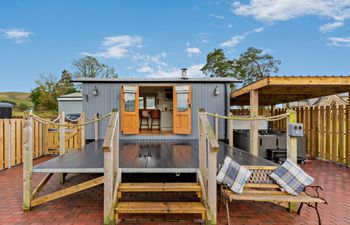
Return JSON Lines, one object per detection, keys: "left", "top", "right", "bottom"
{"left": 228, "top": 112, "right": 233, "bottom": 147}
{"left": 8, "top": 121, "right": 11, "bottom": 169}
{"left": 23, "top": 110, "right": 33, "bottom": 210}
{"left": 95, "top": 113, "right": 99, "bottom": 141}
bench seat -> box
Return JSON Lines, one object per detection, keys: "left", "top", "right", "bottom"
{"left": 220, "top": 165, "right": 327, "bottom": 225}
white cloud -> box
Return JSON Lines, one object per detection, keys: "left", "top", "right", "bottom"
{"left": 232, "top": 0, "right": 350, "bottom": 31}
{"left": 137, "top": 66, "right": 154, "bottom": 73}
{"left": 209, "top": 13, "right": 224, "bottom": 20}
{"left": 186, "top": 47, "right": 201, "bottom": 56}
{"left": 84, "top": 35, "right": 142, "bottom": 58}
{"left": 0, "top": 28, "right": 33, "bottom": 44}
{"left": 327, "top": 37, "right": 350, "bottom": 47}
{"left": 220, "top": 35, "right": 245, "bottom": 48}
{"left": 148, "top": 64, "right": 205, "bottom": 78}
{"left": 319, "top": 21, "right": 344, "bottom": 33}
{"left": 227, "top": 24, "right": 233, "bottom": 28}
{"left": 220, "top": 27, "right": 264, "bottom": 49}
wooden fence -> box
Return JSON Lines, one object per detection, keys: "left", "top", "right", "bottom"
{"left": 0, "top": 116, "right": 85, "bottom": 171}
{"left": 232, "top": 105, "right": 350, "bottom": 166}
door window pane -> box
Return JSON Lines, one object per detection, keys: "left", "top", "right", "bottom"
{"left": 177, "top": 93, "right": 189, "bottom": 112}
{"left": 124, "top": 93, "right": 136, "bottom": 112}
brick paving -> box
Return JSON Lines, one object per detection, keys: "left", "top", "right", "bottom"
{"left": 0, "top": 157, "right": 349, "bottom": 225}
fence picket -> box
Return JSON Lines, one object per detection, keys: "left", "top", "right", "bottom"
{"left": 0, "top": 117, "right": 84, "bottom": 171}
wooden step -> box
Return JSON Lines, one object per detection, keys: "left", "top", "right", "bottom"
{"left": 118, "top": 182, "right": 202, "bottom": 198}
{"left": 115, "top": 202, "right": 206, "bottom": 220}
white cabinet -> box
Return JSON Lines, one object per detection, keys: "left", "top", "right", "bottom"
{"left": 161, "top": 111, "right": 173, "bottom": 131}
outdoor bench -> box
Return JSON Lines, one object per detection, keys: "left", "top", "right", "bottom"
{"left": 219, "top": 165, "right": 327, "bottom": 225}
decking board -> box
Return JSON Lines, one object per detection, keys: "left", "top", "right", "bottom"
{"left": 33, "top": 139, "right": 276, "bottom": 173}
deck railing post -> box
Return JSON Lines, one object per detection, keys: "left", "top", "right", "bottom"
{"left": 215, "top": 113, "right": 219, "bottom": 139}
{"left": 59, "top": 112, "right": 65, "bottom": 155}
{"left": 80, "top": 113, "right": 86, "bottom": 147}
{"left": 198, "top": 109, "right": 207, "bottom": 191}
{"left": 228, "top": 112, "right": 233, "bottom": 147}
{"left": 103, "top": 109, "right": 119, "bottom": 225}
{"left": 23, "top": 109, "right": 33, "bottom": 211}
{"left": 59, "top": 112, "right": 66, "bottom": 184}
{"left": 94, "top": 113, "right": 99, "bottom": 141}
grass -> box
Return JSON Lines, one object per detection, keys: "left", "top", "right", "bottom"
{"left": 0, "top": 92, "right": 57, "bottom": 118}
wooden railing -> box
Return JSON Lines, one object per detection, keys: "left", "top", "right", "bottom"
{"left": 102, "top": 108, "right": 120, "bottom": 225}
{"left": 197, "top": 109, "right": 220, "bottom": 224}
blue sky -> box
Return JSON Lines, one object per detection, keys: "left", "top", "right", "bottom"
{"left": 0, "top": 0, "right": 350, "bottom": 92}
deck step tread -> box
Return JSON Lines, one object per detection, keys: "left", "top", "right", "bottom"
{"left": 119, "top": 182, "right": 201, "bottom": 192}
{"left": 115, "top": 202, "right": 206, "bottom": 214}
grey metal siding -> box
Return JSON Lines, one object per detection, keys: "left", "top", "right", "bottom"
{"left": 58, "top": 101, "right": 83, "bottom": 114}
{"left": 83, "top": 82, "right": 229, "bottom": 140}
{"left": 83, "top": 83, "right": 120, "bottom": 139}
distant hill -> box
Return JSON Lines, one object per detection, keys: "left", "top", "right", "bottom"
{"left": 0, "top": 92, "right": 32, "bottom": 108}
{"left": 0, "top": 92, "right": 57, "bottom": 118}
{"left": 0, "top": 92, "right": 32, "bottom": 117}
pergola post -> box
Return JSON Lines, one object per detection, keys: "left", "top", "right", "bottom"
{"left": 287, "top": 109, "right": 298, "bottom": 163}
{"left": 250, "top": 90, "right": 259, "bottom": 156}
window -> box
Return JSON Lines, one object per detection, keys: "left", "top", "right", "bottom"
{"left": 146, "top": 97, "right": 156, "bottom": 109}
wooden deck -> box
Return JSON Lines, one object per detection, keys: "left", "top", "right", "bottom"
{"left": 33, "top": 139, "right": 276, "bottom": 173}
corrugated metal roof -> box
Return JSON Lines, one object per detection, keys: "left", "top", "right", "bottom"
{"left": 72, "top": 77, "right": 239, "bottom": 83}
{"left": 0, "top": 102, "right": 13, "bottom": 108}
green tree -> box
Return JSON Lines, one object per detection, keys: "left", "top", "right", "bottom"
{"left": 202, "top": 47, "right": 281, "bottom": 88}
{"left": 201, "top": 49, "right": 235, "bottom": 78}
{"left": 73, "top": 55, "right": 118, "bottom": 78}
{"left": 233, "top": 47, "right": 281, "bottom": 86}
{"left": 30, "top": 70, "right": 77, "bottom": 111}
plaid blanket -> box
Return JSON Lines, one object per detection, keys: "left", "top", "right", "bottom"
{"left": 217, "top": 156, "right": 252, "bottom": 194}
{"left": 270, "top": 158, "right": 314, "bottom": 195}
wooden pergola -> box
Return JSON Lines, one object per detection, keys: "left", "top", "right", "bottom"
{"left": 230, "top": 76, "right": 350, "bottom": 156}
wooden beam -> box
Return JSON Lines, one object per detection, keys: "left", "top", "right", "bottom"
{"left": 250, "top": 90, "right": 259, "bottom": 156}
{"left": 23, "top": 110, "right": 33, "bottom": 211}
{"left": 31, "top": 176, "right": 103, "bottom": 207}
{"left": 32, "top": 173, "right": 54, "bottom": 198}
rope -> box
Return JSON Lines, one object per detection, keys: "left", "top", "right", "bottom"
{"left": 205, "top": 112, "right": 290, "bottom": 122}
{"left": 32, "top": 112, "right": 112, "bottom": 127}
{"left": 64, "top": 113, "right": 84, "bottom": 122}
{"left": 51, "top": 114, "right": 61, "bottom": 123}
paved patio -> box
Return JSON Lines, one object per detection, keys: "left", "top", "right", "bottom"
{"left": 0, "top": 157, "right": 349, "bottom": 225}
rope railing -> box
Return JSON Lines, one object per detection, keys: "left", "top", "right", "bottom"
{"left": 32, "top": 112, "right": 112, "bottom": 127}
{"left": 205, "top": 112, "right": 290, "bottom": 122}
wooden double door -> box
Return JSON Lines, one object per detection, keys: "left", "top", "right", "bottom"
{"left": 120, "top": 85, "right": 192, "bottom": 135}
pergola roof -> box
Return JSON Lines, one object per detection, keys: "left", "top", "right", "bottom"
{"left": 230, "top": 76, "right": 350, "bottom": 106}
